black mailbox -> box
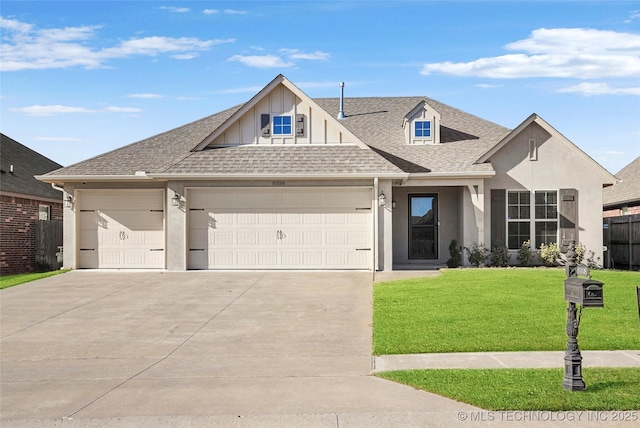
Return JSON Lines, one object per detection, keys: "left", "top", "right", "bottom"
{"left": 564, "top": 277, "right": 604, "bottom": 307}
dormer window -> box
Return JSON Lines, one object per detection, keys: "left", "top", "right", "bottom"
{"left": 415, "top": 121, "right": 431, "bottom": 138}
{"left": 273, "top": 115, "right": 292, "bottom": 135}
{"left": 404, "top": 100, "right": 441, "bottom": 145}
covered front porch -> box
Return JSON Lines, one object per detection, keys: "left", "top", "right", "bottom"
{"left": 378, "top": 178, "right": 487, "bottom": 270}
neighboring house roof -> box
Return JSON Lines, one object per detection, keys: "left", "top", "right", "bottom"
{"left": 603, "top": 156, "right": 640, "bottom": 208}
{"left": 0, "top": 133, "right": 63, "bottom": 200}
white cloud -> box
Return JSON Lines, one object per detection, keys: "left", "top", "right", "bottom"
{"left": 625, "top": 10, "right": 640, "bottom": 23}
{"left": 0, "top": 17, "right": 234, "bottom": 71}
{"left": 223, "top": 9, "right": 247, "bottom": 15}
{"left": 128, "top": 93, "right": 164, "bottom": 99}
{"left": 475, "top": 83, "right": 503, "bottom": 89}
{"left": 203, "top": 9, "right": 246, "bottom": 15}
{"left": 280, "top": 49, "right": 330, "bottom": 60}
{"left": 10, "top": 105, "right": 98, "bottom": 116}
{"left": 227, "top": 54, "right": 293, "bottom": 68}
{"left": 104, "top": 106, "right": 142, "bottom": 113}
{"left": 159, "top": 6, "right": 190, "bottom": 13}
{"left": 421, "top": 28, "right": 640, "bottom": 79}
{"left": 559, "top": 82, "right": 640, "bottom": 96}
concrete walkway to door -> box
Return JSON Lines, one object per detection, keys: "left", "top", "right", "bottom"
{"left": 1, "top": 271, "right": 480, "bottom": 428}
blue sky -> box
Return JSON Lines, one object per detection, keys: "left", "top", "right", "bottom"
{"left": 1, "top": 1, "right": 639, "bottom": 174}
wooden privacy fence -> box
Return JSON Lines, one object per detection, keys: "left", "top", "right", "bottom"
{"left": 603, "top": 214, "right": 640, "bottom": 271}
{"left": 35, "top": 220, "right": 63, "bottom": 272}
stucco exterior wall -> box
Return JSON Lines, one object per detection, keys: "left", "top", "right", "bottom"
{"left": 484, "top": 122, "right": 607, "bottom": 262}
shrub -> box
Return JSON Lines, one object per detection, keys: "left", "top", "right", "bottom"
{"left": 538, "top": 242, "right": 561, "bottom": 267}
{"left": 464, "top": 242, "right": 489, "bottom": 267}
{"left": 489, "top": 245, "right": 511, "bottom": 267}
{"left": 517, "top": 240, "right": 534, "bottom": 266}
{"left": 446, "top": 239, "right": 462, "bottom": 268}
{"left": 574, "top": 243, "right": 601, "bottom": 269}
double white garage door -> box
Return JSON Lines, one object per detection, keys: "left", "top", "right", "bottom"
{"left": 188, "top": 188, "right": 373, "bottom": 270}
{"left": 78, "top": 187, "right": 373, "bottom": 270}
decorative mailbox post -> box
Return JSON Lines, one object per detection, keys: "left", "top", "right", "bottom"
{"left": 562, "top": 245, "right": 604, "bottom": 391}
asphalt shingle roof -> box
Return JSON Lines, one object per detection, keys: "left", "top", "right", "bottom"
{"left": 44, "top": 95, "right": 511, "bottom": 179}
{"left": 603, "top": 156, "right": 640, "bottom": 207}
{"left": 164, "top": 145, "right": 403, "bottom": 175}
{"left": 0, "top": 133, "right": 63, "bottom": 199}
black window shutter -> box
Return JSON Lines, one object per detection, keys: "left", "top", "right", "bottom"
{"left": 261, "top": 114, "right": 270, "bottom": 137}
{"left": 559, "top": 188, "right": 579, "bottom": 249}
{"left": 491, "top": 189, "right": 506, "bottom": 248}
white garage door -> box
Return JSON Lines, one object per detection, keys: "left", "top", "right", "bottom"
{"left": 78, "top": 190, "right": 165, "bottom": 269}
{"left": 188, "top": 187, "right": 373, "bottom": 270}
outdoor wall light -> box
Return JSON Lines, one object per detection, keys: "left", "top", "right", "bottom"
{"left": 378, "top": 192, "right": 387, "bottom": 207}
{"left": 64, "top": 195, "right": 73, "bottom": 208}
{"left": 392, "top": 198, "right": 397, "bottom": 209}
{"left": 171, "top": 193, "right": 180, "bottom": 207}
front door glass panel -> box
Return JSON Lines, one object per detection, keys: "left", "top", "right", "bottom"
{"left": 409, "top": 195, "right": 438, "bottom": 259}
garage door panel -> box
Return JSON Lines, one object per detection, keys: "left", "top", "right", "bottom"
{"left": 213, "top": 232, "right": 235, "bottom": 246}
{"left": 78, "top": 190, "right": 164, "bottom": 269}
{"left": 188, "top": 187, "right": 372, "bottom": 270}
{"left": 259, "top": 252, "right": 277, "bottom": 266}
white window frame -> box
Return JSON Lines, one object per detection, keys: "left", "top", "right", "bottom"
{"left": 272, "top": 115, "right": 292, "bottom": 136}
{"left": 506, "top": 190, "right": 558, "bottom": 250}
{"left": 414, "top": 120, "right": 432, "bottom": 139}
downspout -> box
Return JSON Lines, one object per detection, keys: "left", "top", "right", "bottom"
{"left": 51, "top": 183, "right": 64, "bottom": 193}
{"left": 374, "top": 177, "right": 379, "bottom": 272}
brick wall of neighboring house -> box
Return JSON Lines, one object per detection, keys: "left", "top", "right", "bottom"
{"left": 603, "top": 204, "right": 640, "bottom": 218}
{"left": 0, "top": 195, "right": 63, "bottom": 275}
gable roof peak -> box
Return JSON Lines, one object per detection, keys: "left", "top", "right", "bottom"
{"left": 193, "top": 74, "right": 368, "bottom": 150}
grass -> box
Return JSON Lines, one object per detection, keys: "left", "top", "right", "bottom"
{"left": 373, "top": 269, "right": 640, "bottom": 355}
{"left": 0, "top": 270, "right": 69, "bottom": 289}
{"left": 378, "top": 368, "right": 640, "bottom": 410}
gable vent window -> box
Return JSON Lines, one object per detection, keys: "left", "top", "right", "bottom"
{"left": 415, "top": 121, "right": 431, "bottom": 138}
{"left": 273, "top": 115, "right": 292, "bottom": 135}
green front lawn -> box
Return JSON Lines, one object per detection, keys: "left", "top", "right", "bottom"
{"left": 0, "top": 270, "right": 68, "bottom": 289}
{"left": 378, "top": 368, "right": 640, "bottom": 411}
{"left": 374, "top": 269, "right": 640, "bottom": 355}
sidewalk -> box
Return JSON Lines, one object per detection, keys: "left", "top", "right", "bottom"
{"left": 373, "top": 350, "right": 640, "bottom": 372}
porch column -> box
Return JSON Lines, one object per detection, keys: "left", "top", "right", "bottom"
{"left": 463, "top": 181, "right": 485, "bottom": 252}
{"left": 166, "top": 181, "right": 186, "bottom": 271}
{"left": 378, "top": 179, "right": 393, "bottom": 271}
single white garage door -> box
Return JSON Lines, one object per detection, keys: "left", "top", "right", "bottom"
{"left": 78, "top": 190, "right": 165, "bottom": 269}
{"left": 188, "top": 187, "right": 373, "bottom": 270}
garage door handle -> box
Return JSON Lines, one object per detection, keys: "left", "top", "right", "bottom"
{"left": 150, "top": 249, "right": 164, "bottom": 252}
{"left": 356, "top": 248, "right": 371, "bottom": 251}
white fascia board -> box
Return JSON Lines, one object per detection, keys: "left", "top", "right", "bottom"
{"left": 147, "top": 172, "right": 409, "bottom": 181}
{"left": 35, "top": 174, "right": 154, "bottom": 183}
{"left": 407, "top": 171, "right": 496, "bottom": 179}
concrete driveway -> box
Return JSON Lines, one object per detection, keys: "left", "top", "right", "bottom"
{"left": 1, "top": 271, "right": 475, "bottom": 427}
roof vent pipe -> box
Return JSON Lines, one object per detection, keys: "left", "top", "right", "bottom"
{"left": 337, "top": 82, "right": 346, "bottom": 119}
